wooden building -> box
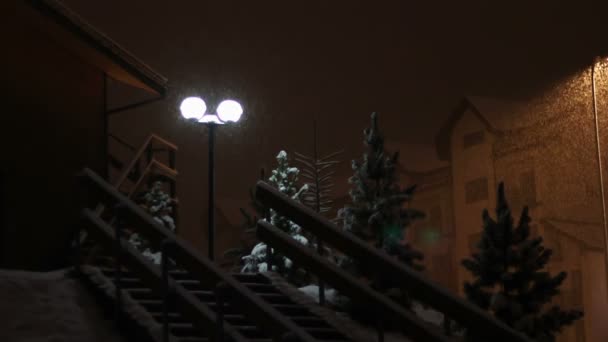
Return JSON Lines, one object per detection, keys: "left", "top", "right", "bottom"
{"left": 436, "top": 95, "right": 608, "bottom": 341}
{"left": 0, "top": 0, "right": 167, "bottom": 270}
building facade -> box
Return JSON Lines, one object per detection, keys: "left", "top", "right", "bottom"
{"left": 435, "top": 96, "right": 608, "bottom": 342}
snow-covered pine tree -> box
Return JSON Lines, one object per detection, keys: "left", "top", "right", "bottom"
{"left": 337, "top": 112, "right": 425, "bottom": 315}
{"left": 462, "top": 182, "right": 583, "bottom": 342}
{"left": 241, "top": 151, "right": 311, "bottom": 285}
{"left": 128, "top": 180, "right": 176, "bottom": 265}
{"left": 339, "top": 112, "right": 424, "bottom": 270}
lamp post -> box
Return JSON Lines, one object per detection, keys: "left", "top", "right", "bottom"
{"left": 591, "top": 58, "right": 608, "bottom": 299}
{"left": 180, "top": 97, "right": 243, "bottom": 261}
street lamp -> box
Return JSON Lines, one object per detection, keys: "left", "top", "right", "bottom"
{"left": 180, "top": 97, "right": 243, "bottom": 261}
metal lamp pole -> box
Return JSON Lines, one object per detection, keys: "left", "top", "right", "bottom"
{"left": 180, "top": 97, "right": 243, "bottom": 263}
{"left": 592, "top": 57, "right": 608, "bottom": 297}
{"left": 208, "top": 123, "right": 216, "bottom": 261}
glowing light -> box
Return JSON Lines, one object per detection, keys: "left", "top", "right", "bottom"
{"left": 216, "top": 100, "right": 243, "bottom": 122}
{"left": 199, "top": 114, "right": 224, "bottom": 124}
{"left": 180, "top": 97, "right": 207, "bottom": 120}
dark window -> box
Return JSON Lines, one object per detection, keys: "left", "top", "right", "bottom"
{"left": 520, "top": 170, "right": 536, "bottom": 205}
{"left": 429, "top": 205, "right": 442, "bottom": 229}
{"left": 463, "top": 131, "right": 485, "bottom": 149}
{"left": 468, "top": 232, "right": 482, "bottom": 253}
{"left": 465, "top": 177, "right": 489, "bottom": 203}
{"left": 545, "top": 228, "right": 562, "bottom": 262}
{"left": 569, "top": 270, "right": 583, "bottom": 307}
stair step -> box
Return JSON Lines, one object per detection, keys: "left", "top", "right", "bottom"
{"left": 150, "top": 312, "right": 187, "bottom": 323}
{"left": 177, "top": 339, "right": 273, "bottom": 342}
{"left": 169, "top": 323, "right": 266, "bottom": 339}
{"left": 138, "top": 300, "right": 167, "bottom": 311}
{"left": 241, "top": 283, "right": 281, "bottom": 293}
{"left": 113, "top": 277, "right": 145, "bottom": 288}
{"left": 305, "top": 327, "right": 349, "bottom": 339}
{"left": 256, "top": 293, "right": 294, "bottom": 305}
{"left": 290, "top": 316, "right": 332, "bottom": 328}
{"left": 127, "top": 288, "right": 160, "bottom": 300}
{"left": 175, "top": 279, "right": 203, "bottom": 290}
{"left": 230, "top": 273, "right": 271, "bottom": 284}
{"left": 271, "top": 304, "right": 311, "bottom": 316}
{"left": 169, "top": 323, "right": 202, "bottom": 337}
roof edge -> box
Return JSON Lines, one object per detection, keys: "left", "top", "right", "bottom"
{"left": 28, "top": 0, "right": 168, "bottom": 96}
{"left": 434, "top": 96, "right": 503, "bottom": 161}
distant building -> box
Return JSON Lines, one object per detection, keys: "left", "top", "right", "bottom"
{"left": 0, "top": 0, "right": 167, "bottom": 270}
{"left": 436, "top": 95, "right": 608, "bottom": 342}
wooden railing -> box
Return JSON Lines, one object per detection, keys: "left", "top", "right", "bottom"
{"left": 101, "top": 133, "right": 179, "bottom": 228}
{"left": 80, "top": 209, "right": 249, "bottom": 342}
{"left": 112, "top": 133, "right": 177, "bottom": 198}
{"left": 79, "top": 168, "right": 318, "bottom": 342}
{"left": 254, "top": 181, "right": 534, "bottom": 342}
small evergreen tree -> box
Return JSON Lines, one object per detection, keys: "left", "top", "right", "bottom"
{"left": 462, "top": 182, "right": 583, "bottom": 342}
{"left": 128, "top": 180, "right": 176, "bottom": 265}
{"left": 338, "top": 112, "right": 424, "bottom": 311}
{"left": 241, "top": 151, "right": 311, "bottom": 285}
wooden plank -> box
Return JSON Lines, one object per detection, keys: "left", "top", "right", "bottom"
{"left": 255, "top": 180, "right": 533, "bottom": 342}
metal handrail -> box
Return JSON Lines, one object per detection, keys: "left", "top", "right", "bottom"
{"left": 254, "top": 180, "right": 534, "bottom": 342}
{"left": 79, "top": 168, "right": 318, "bottom": 342}
{"left": 81, "top": 209, "right": 248, "bottom": 342}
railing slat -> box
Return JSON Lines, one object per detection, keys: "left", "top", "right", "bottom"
{"left": 255, "top": 180, "right": 533, "bottom": 342}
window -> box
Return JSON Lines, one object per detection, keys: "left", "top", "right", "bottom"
{"left": 465, "top": 177, "right": 489, "bottom": 203}
{"left": 468, "top": 232, "right": 482, "bottom": 253}
{"left": 520, "top": 170, "right": 536, "bottom": 205}
{"left": 463, "top": 131, "right": 485, "bottom": 149}
{"left": 429, "top": 205, "right": 442, "bottom": 229}
{"left": 569, "top": 270, "right": 583, "bottom": 307}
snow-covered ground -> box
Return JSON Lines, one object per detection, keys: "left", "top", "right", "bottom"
{"left": 0, "top": 268, "right": 126, "bottom": 342}
{"left": 298, "top": 284, "right": 446, "bottom": 342}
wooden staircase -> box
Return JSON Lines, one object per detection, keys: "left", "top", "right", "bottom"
{"left": 82, "top": 256, "right": 351, "bottom": 342}
{"left": 76, "top": 134, "right": 537, "bottom": 341}
{"left": 77, "top": 168, "right": 355, "bottom": 342}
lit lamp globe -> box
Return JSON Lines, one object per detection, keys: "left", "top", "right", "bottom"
{"left": 217, "top": 100, "right": 243, "bottom": 123}
{"left": 180, "top": 97, "right": 207, "bottom": 121}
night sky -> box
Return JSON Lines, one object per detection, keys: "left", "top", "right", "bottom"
{"left": 62, "top": 0, "right": 608, "bottom": 248}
